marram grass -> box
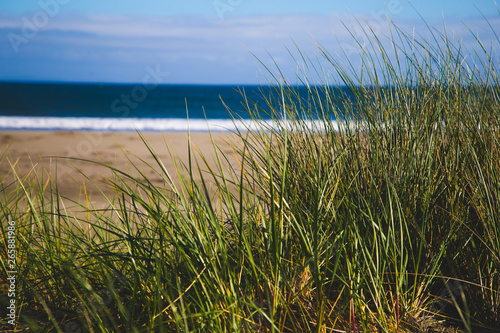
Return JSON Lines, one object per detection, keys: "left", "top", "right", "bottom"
{"left": 1, "top": 18, "right": 500, "bottom": 332}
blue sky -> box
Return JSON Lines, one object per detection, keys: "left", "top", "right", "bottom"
{"left": 0, "top": 0, "right": 499, "bottom": 84}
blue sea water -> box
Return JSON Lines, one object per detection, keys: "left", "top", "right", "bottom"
{"left": 0, "top": 82, "right": 263, "bottom": 131}
{"left": 0, "top": 82, "right": 343, "bottom": 131}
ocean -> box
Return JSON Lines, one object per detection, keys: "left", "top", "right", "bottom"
{"left": 0, "top": 82, "right": 285, "bottom": 132}
{"left": 0, "top": 82, "right": 350, "bottom": 132}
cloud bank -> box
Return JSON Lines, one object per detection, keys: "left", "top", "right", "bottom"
{"left": 0, "top": 11, "right": 498, "bottom": 84}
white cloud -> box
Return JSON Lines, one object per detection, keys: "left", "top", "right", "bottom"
{"left": 0, "top": 12, "right": 498, "bottom": 83}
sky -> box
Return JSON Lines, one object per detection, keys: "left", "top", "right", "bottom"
{"left": 0, "top": 0, "right": 499, "bottom": 84}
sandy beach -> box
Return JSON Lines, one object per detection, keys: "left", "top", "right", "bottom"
{"left": 1, "top": 131, "right": 242, "bottom": 209}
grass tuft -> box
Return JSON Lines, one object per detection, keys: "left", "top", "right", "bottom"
{"left": 1, "top": 15, "right": 499, "bottom": 332}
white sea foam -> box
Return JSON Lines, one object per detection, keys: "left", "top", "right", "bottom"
{"left": 0, "top": 116, "right": 255, "bottom": 132}
{"left": 0, "top": 116, "right": 339, "bottom": 132}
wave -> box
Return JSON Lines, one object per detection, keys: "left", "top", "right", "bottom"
{"left": 0, "top": 116, "right": 340, "bottom": 132}
{"left": 0, "top": 116, "right": 258, "bottom": 132}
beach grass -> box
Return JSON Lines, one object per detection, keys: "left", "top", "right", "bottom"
{"left": 1, "top": 16, "right": 500, "bottom": 332}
